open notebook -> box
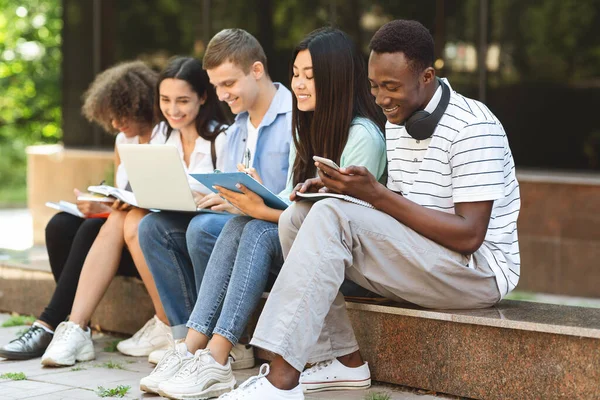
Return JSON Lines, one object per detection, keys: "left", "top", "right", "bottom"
{"left": 295, "top": 192, "right": 375, "bottom": 209}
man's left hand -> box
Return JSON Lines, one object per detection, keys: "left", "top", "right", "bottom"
{"left": 317, "top": 162, "right": 385, "bottom": 204}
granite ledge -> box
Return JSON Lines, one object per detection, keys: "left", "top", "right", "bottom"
{"left": 517, "top": 168, "right": 600, "bottom": 186}
{"left": 346, "top": 299, "right": 600, "bottom": 339}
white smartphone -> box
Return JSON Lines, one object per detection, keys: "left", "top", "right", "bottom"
{"left": 313, "top": 156, "right": 340, "bottom": 170}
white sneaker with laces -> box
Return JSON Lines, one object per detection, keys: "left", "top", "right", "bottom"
{"left": 149, "top": 341, "right": 254, "bottom": 370}
{"left": 140, "top": 342, "right": 192, "bottom": 394}
{"left": 158, "top": 349, "right": 236, "bottom": 399}
{"left": 41, "top": 321, "right": 95, "bottom": 367}
{"left": 117, "top": 315, "right": 169, "bottom": 357}
{"left": 300, "top": 358, "right": 371, "bottom": 393}
{"left": 230, "top": 343, "right": 255, "bottom": 370}
{"left": 218, "top": 364, "right": 304, "bottom": 400}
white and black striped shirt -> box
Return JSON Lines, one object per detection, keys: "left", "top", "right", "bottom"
{"left": 386, "top": 79, "right": 520, "bottom": 297}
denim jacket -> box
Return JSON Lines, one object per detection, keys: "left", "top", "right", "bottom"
{"left": 223, "top": 83, "right": 293, "bottom": 193}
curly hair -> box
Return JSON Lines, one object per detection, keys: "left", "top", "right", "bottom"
{"left": 369, "top": 20, "right": 434, "bottom": 73}
{"left": 81, "top": 61, "right": 158, "bottom": 133}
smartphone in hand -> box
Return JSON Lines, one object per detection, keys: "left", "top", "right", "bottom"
{"left": 313, "top": 156, "right": 340, "bottom": 170}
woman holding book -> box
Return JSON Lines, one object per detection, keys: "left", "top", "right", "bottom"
{"left": 0, "top": 61, "right": 157, "bottom": 361}
{"left": 140, "top": 28, "right": 387, "bottom": 399}
{"left": 36, "top": 57, "right": 230, "bottom": 368}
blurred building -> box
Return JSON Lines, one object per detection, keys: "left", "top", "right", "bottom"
{"left": 61, "top": 0, "right": 600, "bottom": 173}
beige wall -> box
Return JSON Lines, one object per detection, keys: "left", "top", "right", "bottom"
{"left": 27, "top": 144, "right": 113, "bottom": 245}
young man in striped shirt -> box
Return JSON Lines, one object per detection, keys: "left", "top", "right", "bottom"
{"left": 223, "top": 20, "right": 520, "bottom": 400}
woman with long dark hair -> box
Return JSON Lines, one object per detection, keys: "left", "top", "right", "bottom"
{"left": 39, "top": 57, "right": 230, "bottom": 368}
{"left": 140, "top": 28, "right": 386, "bottom": 400}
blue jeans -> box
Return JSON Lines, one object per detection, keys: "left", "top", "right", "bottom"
{"left": 138, "top": 211, "right": 234, "bottom": 338}
{"left": 187, "top": 216, "right": 283, "bottom": 345}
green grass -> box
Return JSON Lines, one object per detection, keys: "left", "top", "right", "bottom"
{"left": 103, "top": 339, "right": 121, "bottom": 352}
{"left": 505, "top": 291, "right": 538, "bottom": 301}
{"left": 0, "top": 183, "right": 27, "bottom": 208}
{"left": 0, "top": 372, "right": 27, "bottom": 381}
{"left": 364, "top": 392, "right": 391, "bottom": 400}
{"left": 1, "top": 314, "right": 36, "bottom": 328}
{"left": 96, "top": 385, "right": 130, "bottom": 398}
{"left": 70, "top": 366, "right": 86, "bottom": 371}
{"left": 97, "top": 360, "right": 124, "bottom": 370}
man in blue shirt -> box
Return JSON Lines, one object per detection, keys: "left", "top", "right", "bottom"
{"left": 137, "top": 29, "right": 292, "bottom": 379}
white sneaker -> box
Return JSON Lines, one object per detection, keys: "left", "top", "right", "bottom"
{"left": 158, "top": 349, "right": 236, "bottom": 399}
{"left": 41, "top": 321, "right": 95, "bottom": 367}
{"left": 218, "top": 364, "right": 304, "bottom": 399}
{"left": 151, "top": 341, "right": 255, "bottom": 370}
{"left": 300, "top": 358, "right": 371, "bottom": 393}
{"left": 148, "top": 347, "right": 169, "bottom": 364}
{"left": 140, "top": 342, "right": 192, "bottom": 394}
{"left": 117, "top": 315, "right": 169, "bottom": 357}
{"left": 230, "top": 343, "right": 255, "bottom": 370}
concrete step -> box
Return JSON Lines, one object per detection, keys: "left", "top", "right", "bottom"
{"left": 2, "top": 257, "right": 600, "bottom": 399}
{"left": 0, "top": 258, "right": 154, "bottom": 336}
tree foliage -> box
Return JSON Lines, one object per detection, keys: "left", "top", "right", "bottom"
{"left": 0, "top": 0, "right": 61, "bottom": 195}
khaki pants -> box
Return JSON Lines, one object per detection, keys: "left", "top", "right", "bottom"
{"left": 250, "top": 199, "right": 501, "bottom": 371}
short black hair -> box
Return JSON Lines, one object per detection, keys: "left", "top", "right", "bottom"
{"left": 369, "top": 20, "right": 434, "bottom": 73}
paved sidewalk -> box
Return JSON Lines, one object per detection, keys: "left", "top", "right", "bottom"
{"left": 0, "top": 314, "right": 442, "bottom": 400}
{"left": 0, "top": 209, "right": 32, "bottom": 252}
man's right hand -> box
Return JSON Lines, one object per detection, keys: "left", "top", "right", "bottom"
{"left": 289, "top": 177, "right": 326, "bottom": 201}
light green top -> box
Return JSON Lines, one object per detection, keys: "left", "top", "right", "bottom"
{"left": 278, "top": 116, "right": 387, "bottom": 203}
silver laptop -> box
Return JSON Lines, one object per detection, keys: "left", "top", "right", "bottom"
{"left": 117, "top": 144, "right": 204, "bottom": 212}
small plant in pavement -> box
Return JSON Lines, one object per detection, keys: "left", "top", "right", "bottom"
{"left": 98, "top": 360, "right": 124, "bottom": 370}
{"left": 0, "top": 372, "right": 27, "bottom": 381}
{"left": 364, "top": 392, "right": 391, "bottom": 400}
{"left": 96, "top": 385, "right": 130, "bottom": 398}
{"left": 2, "top": 314, "right": 36, "bottom": 327}
{"left": 103, "top": 339, "right": 121, "bottom": 352}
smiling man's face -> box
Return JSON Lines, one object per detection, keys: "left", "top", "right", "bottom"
{"left": 368, "top": 51, "right": 430, "bottom": 125}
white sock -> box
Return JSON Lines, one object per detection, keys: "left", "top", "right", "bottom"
{"left": 33, "top": 321, "right": 54, "bottom": 334}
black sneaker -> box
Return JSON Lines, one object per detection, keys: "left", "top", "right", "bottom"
{"left": 0, "top": 325, "right": 53, "bottom": 360}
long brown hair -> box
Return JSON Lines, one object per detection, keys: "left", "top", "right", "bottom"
{"left": 291, "top": 28, "right": 384, "bottom": 185}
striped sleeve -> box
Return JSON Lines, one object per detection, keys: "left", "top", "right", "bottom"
{"left": 449, "top": 122, "right": 506, "bottom": 203}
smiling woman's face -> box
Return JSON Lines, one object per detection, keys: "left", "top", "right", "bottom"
{"left": 291, "top": 49, "right": 316, "bottom": 112}
{"left": 159, "top": 78, "right": 203, "bottom": 130}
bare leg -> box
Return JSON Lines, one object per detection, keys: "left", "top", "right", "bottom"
{"left": 184, "top": 328, "right": 209, "bottom": 354}
{"left": 206, "top": 334, "right": 233, "bottom": 366}
{"left": 123, "top": 208, "right": 168, "bottom": 324}
{"left": 337, "top": 350, "right": 364, "bottom": 368}
{"left": 69, "top": 211, "right": 127, "bottom": 329}
{"left": 267, "top": 356, "right": 302, "bottom": 390}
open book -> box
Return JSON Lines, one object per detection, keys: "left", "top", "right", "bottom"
{"left": 45, "top": 201, "right": 85, "bottom": 218}
{"left": 295, "top": 192, "right": 375, "bottom": 209}
{"left": 87, "top": 185, "right": 137, "bottom": 207}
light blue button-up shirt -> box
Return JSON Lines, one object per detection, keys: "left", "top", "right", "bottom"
{"left": 223, "top": 83, "right": 293, "bottom": 193}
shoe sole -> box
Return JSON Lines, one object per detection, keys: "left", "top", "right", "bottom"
{"left": 117, "top": 344, "right": 166, "bottom": 361}
{"left": 0, "top": 350, "right": 44, "bottom": 360}
{"left": 140, "top": 382, "right": 159, "bottom": 394}
{"left": 231, "top": 358, "right": 255, "bottom": 370}
{"left": 157, "top": 380, "right": 236, "bottom": 400}
{"left": 302, "top": 378, "right": 371, "bottom": 393}
{"left": 41, "top": 349, "right": 95, "bottom": 367}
